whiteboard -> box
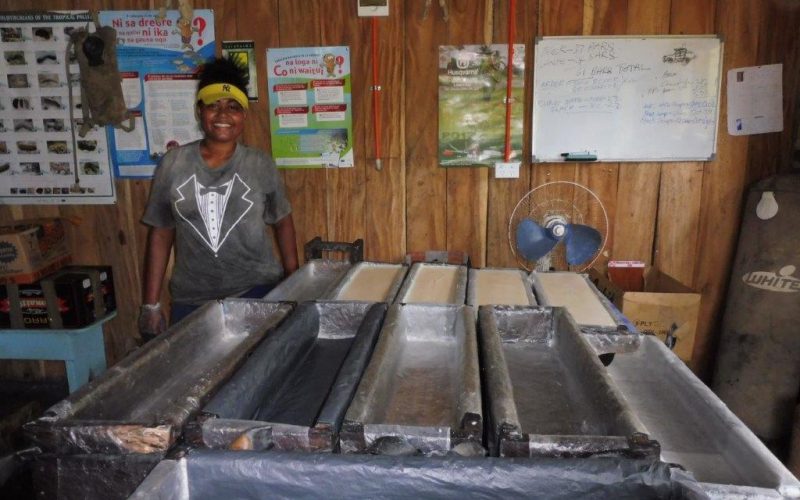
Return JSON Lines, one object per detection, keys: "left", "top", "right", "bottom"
{"left": 532, "top": 36, "right": 723, "bottom": 162}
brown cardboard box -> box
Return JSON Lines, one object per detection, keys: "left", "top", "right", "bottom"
{"left": 0, "top": 219, "right": 71, "bottom": 284}
{"left": 588, "top": 267, "right": 701, "bottom": 364}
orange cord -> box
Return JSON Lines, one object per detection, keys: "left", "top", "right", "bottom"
{"left": 503, "top": 0, "right": 517, "bottom": 162}
{"left": 371, "top": 17, "right": 382, "bottom": 170}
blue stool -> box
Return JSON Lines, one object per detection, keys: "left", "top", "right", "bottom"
{"left": 0, "top": 312, "right": 116, "bottom": 393}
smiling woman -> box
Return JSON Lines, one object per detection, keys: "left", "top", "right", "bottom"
{"left": 138, "top": 57, "right": 299, "bottom": 341}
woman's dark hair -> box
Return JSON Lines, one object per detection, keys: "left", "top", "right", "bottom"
{"left": 197, "top": 57, "right": 249, "bottom": 93}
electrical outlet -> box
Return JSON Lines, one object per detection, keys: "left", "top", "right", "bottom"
{"left": 358, "top": 0, "right": 389, "bottom": 17}
{"left": 494, "top": 162, "right": 520, "bottom": 179}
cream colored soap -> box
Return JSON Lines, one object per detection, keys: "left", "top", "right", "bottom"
{"left": 404, "top": 265, "right": 460, "bottom": 303}
{"left": 337, "top": 265, "right": 403, "bottom": 301}
{"left": 474, "top": 270, "right": 531, "bottom": 306}
{"left": 536, "top": 272, "right": 616, "bottom": 327}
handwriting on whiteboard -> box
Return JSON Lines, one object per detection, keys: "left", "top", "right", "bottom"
{"left": 536, "top": 41, "right": 716, "bottom": 126}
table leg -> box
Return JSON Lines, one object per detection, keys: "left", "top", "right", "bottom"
{"left": 65, "top": 325, "right": 107, "bottom": 393}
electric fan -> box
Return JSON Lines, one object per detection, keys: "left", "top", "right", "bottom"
{"left": 508, "top": 181, "right": 608, "bottom": 272}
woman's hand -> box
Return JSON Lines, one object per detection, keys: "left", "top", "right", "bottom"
{"left": 138, "top": 303, "right": 166, "bottom": 342}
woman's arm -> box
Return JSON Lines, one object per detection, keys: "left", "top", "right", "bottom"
{"left": 274, "top": 214, "right": 298, "bottom": 276}
{"left": 143, "top": 226, "right": 176, "bottom": 304}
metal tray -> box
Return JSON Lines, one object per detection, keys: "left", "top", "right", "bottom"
{"left": 263, "top": 259, "right": 351, "bottom": 302}
{"left": 478, "top": 305, "right": 656, "bottom": 458}
{"left": 530, "top": 271, "right": 640, "bottom": 355}
{"left": 24, "top": 300, "right": 293, "bottom": 455}
{"left": 467, "top": 268, "right": 537, "bottom": 308}
{"left": 189, "top": 301, "right": 387, "bottom": 452}
{"left": 325, "top": 262, "right": 408, "bottom": 302}
{"left": 340, "top": 304, "right": 482, "bottom": 455}
{"left": 608, "top": 335, "right": 800, "bottom": 499}
{"left": 394, "top": 263, "right": 467, "bottom": 305}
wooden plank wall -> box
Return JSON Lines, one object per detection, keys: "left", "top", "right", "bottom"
{"left": 1, "top": 0, "right": 798, "bottom": 382}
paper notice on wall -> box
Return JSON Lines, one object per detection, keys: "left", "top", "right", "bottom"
{"left": 143, "top": 73, "right": 202, "bottom": 156}
{"left": 0, "top": 11, "right": 116, "bottom": 205}
{"left": 266, "top": 46, "right": 353, "bottom": 168}
{"left": 727, "top": 64, "right": 783, "bottom": 136}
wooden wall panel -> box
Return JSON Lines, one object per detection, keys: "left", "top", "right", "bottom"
{"left": 610, "top": 0, "right": 669, "bottom": 265}
{"left": 486, "top": 0, "right": 536, "bottom": 268}
{"left": 444, "top": 1, "right": 490, "bottom": 266}
{"left": 364, "top": 0, "right": 405, "bottom": 262}
{"left": 404, "top": 0, "right": 447, "bottom": 253}
{"left": 654, "top": 0, "right": 714, "bottom": 290}
{"left": 277, "top": 0, "right": 327, "bottom": 261}
{"left": 321, "top": 1, "right": 365, "bottom": 246}
{"left": 574, "top": 0, "right": 627, "bottom": 270}
{"left": 746, "top": 1, "right": 800, "bottom": 185}
{"left": 691, "top": 0, "right": 762, "bottom": 377}
{"left": 0, "top": 0, "right": 798, "bottom": 384}
{"left": 540, "top": 0, "right": 583, "bottom": 36}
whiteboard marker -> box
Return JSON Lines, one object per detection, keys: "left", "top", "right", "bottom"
{"left": 561, "top": 152, "right": 597, "bottom": 161}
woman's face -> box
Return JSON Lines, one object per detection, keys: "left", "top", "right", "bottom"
{"left": 198, "top": 98, "right": 246, "bottom": 144}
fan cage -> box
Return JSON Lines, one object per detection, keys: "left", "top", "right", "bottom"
{"left": 508, "top": 181, "right": 609, "bottom": 272}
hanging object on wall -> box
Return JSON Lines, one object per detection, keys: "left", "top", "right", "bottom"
{"left": 495, "top": 0, "right": 519, "bottom": 179}
{"left": 0, "top": 11, "right": 116, "bottom": 205}
{"left": 713, "top": 174, "right": 800, "bottom": 444}
{"left": 266, "top": 46, "right": 354, "bottom": 169}
{"left": 97, "top": 9, "right": 215, "bottom": 179}
{"left": 67, "top": 14, "right": 134, "bottom": 137}
{"left": 357, "top": 0, "right": 389, "bottom": 17}
{"left": 369, "top": 17, "right": 382, "bottom": 170}
{"left": 222, "top": 40, "right": 258, "bottom": 101}
{"left": 438, "top": 44, "right": 525, "bottom": 167}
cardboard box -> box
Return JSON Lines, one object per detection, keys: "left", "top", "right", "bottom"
{"left": 0, "top": 219, "right": 71, "bottom": 284}
{"left": 0, "top": 265, "right": 115, "bottom": 329}
{"left": 588, "top": 267, "right": 701, "bottom": 363}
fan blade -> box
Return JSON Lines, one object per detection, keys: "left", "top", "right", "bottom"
{"left": 516, "top": 218, "right": 559, "bottom": 261}
{"left": 564, "top": 224, "right": 602, "bottom": 265}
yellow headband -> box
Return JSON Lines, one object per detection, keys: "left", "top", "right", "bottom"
{"left": 197, "top": 83, "right": 249, "bottom": 110}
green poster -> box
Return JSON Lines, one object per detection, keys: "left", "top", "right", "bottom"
{"left": 438, "top": 44, "right": 525, "bottom": 167}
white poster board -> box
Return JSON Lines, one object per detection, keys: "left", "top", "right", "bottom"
{"left": 532, "top": 36, "right": 723, "bottom": 162}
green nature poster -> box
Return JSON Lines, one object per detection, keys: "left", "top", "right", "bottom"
{"left": 438, "top": 44, "right": 525, "bottom": 167}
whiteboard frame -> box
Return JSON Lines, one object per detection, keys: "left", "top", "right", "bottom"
{"left": 531, "top": 35, "right": 724, "bottom": 163}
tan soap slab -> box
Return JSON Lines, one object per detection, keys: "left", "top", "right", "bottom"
{"left": 404, "top": 265, "right": 460, "bottom": 303}
{"left": 473, "top": 269, "right": 531, "bottom": 306}
{"left": 337, "top": 264, "right": 404, "bottom": 301}
{"left": 535, "top": 272, "right": 616, "bottom": 327}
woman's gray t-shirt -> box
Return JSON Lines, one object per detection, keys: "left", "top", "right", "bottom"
{"left": 142, "top": 141, "right": 292, "bottom": 304}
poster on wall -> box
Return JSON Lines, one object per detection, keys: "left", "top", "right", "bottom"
{"left": 222, "top": 40, "right": 258, "bottom": 101}
{"left": 266, "top": 46, "right": 353, "bottom": 168}
{"left": 97, "top": 10, "right": 215, "bottom": 179}
{"left": 0, "top": 11, "right": 115, "bottom": 205}
{"left": 438, "top": 44, "right": 525, "bottom": 167}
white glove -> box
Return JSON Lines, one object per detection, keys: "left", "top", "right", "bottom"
{"left": 138, "top": 303, "right": 166, "bottom": 341}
